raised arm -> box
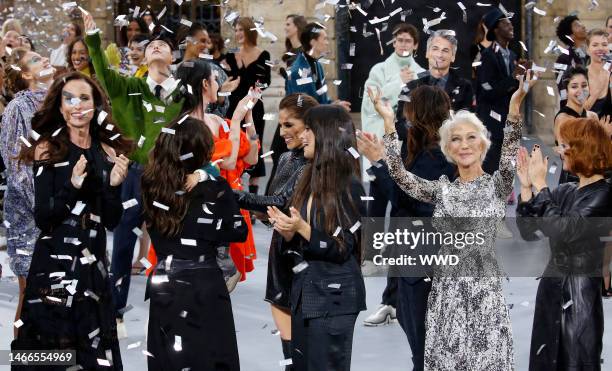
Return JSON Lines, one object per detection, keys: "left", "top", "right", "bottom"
{"left": 82, "top": 11, "right": 129, "bottom": 100}
{"left": 493, "top": 70, "right": 538, "bottom": 198}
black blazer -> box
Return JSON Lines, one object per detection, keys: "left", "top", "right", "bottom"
{"left": 475, "top": 44, "right": 519, "bottom": 139}
{"left": 284, "top": 178, "right": 367, "bottom": 319}
{"left": 395, "top": 69, "right": 474, "bottom": 128}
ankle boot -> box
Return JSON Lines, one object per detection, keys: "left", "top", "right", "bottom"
{"left": 249, "top": 184, "right": 259, "bottom": 195}
{"left": 281, "top": 339, "right": 294, "bottom": 370}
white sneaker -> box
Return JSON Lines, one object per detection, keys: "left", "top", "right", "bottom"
{"left": 116, "top": 318, "right": 128, "bottom": 340}
{"left": 363, "top": 305, "right": 396, "bottom": 326}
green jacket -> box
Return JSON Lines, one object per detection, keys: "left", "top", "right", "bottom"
{"left": 85, "top": 32, "right": 184, "bottom": 164}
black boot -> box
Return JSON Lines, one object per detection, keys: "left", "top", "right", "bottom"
{"left": 281, "top": 339, "right": 294, "bottom": 371}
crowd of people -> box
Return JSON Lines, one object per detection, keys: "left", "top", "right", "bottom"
{"left": 0, "top": 3, "right": 609, "bottom": 371}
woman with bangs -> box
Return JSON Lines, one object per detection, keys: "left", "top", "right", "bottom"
{"left": 516, "top": 117, "right": 612, "bottom": 370}
{"left": 267, "top": 105, "right": 366, "bottom": 370}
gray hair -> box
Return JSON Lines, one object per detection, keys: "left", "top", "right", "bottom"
{"left": 439, "top": 110, "right": 491, "bottom": 164}
{"left": 426, "top": 30, "right": 458, "bottom": 55}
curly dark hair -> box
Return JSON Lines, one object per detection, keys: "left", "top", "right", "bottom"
{"left": 560, "top": 65, "right": 588, "bottom": 91}
{"left": 556, "top": 15, "right": 579, "bottom": 46}
{"left": 142, "top": 116, "right": 215, "bottom": 236}
{"left": 19, "top": 72, "right": 133, "bottom": 164}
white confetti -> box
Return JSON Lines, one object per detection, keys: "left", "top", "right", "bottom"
{"left": 153, "top": 201, "right": 170, "bottom": 210}
{"left": 562, "top": 299, "right": 573, "bottom": 310}
{"left": 19, "top": 136, "right": 32, "bottom": 148}
{"left": 349, "top": 221, "right": 361, "bottom": 233}
{"left": 137, "top": 135, "right": 146, "bottom": 148}
{"left": 14, "top": 319, "right": 24, "bottom": 328}
{"left": 260, "top": 150, "right": 274, "bottom": 159}
{"left": 97, "top": 111, "right": 108, "bottom": 125}
{"left": 139, "top": 257, "right": 152, "bottom": 269}
{"left": 347, "top": 147, "right": 360, "bottom": 159}
{"left": 489, "top": 111, "right": 502, "bottom": 122}
{"left": 292, "top": 261, "right": 309, "bottom": 274}
{"left": 122, "top": 199, "right": 138, "bottom": 209}
{"left": 181, "top": 239, "right": 197, "bottom": 246}
{"left": 179, "top": 152, "right": 194, "bottom": 161}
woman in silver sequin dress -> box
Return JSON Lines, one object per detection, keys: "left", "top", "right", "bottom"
{"left": 368, "top": 71, "right": 538, "bottom": 371}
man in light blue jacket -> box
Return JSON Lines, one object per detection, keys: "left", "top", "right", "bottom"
{"left": 361, "top": 23, "right": 425, "bottom": 179}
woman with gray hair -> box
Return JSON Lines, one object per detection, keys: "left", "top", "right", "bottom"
{"left": 369, "top": 70, "right": 537, "bottom": 370}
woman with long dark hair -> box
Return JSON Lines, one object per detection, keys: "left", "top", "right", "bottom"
{"left": 176, "top": 58, "right": 259, "bottom": 287}
{"left": 357, "top": 85, "right": 456, "bottom": 370}
{"left": 516, "top": 117, "right": 612, "bottom": 370}
{"left": 141, "top": 116, "right": 247, "bottom": 371}
{"left": 267, "top": 105, "right": 366, "bottom": 370}
{"left": 234, "top": 93, "right": 318, "bottom": 370}
{"left": 12, "top": 72, "right": 132, "bottom": 369}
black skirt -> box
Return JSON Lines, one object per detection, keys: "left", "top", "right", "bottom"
{"left": 147, "top": 266, "right": 240, "bottom": 371}
{"left": 264, "top": 232, "right": 293, "bottom": 309}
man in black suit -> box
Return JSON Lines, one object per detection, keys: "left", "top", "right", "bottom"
{"left": 476, "top": 8, "right": 521, "bottom": 175}
{"left": 395, "top": 29, "right": 474, "bottom": 127}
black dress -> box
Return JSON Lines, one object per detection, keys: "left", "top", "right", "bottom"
{"left": 554, "top": 106, "right": 585, "bottom": 185}
{"left": 12, "top": 140, "right": 123, "bottom": 370}
{"left": 145, "top": 177, "right": 248, "bottom": 371}
{"left": 225, "top": 51, "right": 272, "bottom": 179}
{"left": 590, "top": 78, "right": 612, "bottom": 119}
{"left": 516, "top": 179, "right": 611, "bottom": 371}
{"left": 234, "top": 149, "right": 307, "bottom": 308}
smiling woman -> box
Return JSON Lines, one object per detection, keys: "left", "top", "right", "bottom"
{"left": 12, "top": 72, "right": 132, "bottom": 370}
{"left": 66, "top": 37, "right": 94, "bottom": 77}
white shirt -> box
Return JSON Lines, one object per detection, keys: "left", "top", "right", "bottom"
{"left": 145, "top": 75, "right": 179, "bottom": 101}
{"left": 50, "top": 44, "right": 67, "bottom": 67}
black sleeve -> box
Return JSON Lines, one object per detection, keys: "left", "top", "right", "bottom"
{"left": 101, "top": 180, "right": 123, "bottom": 230}
{"left": 456, "top": 79, "right": 474, "bottom": 111}
{"left": 195, "top": 179, "right": 249, "bottom": 243}
{"left": 369, "top": 160, "right": 400, "bottom": 211}
{"left": 302, "top": 181, "right": 366, "bottom": 263}
{"left": 33, "top": 162, "right": 80, "bottom": 232}
{"left": 234, "top": 190, "right": 288, "bottom": 213}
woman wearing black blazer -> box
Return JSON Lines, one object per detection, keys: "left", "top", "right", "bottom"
{"left": 267, "top": 105, "right": 366, "bottom": 371}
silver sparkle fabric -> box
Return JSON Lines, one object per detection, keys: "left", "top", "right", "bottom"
{"left": 383, "top": 117, "right": 522, "bottom": 371}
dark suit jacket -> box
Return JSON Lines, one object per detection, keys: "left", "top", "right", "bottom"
{"left": 395, "top": 69, "right": 474, "bottom": 130}
{"left": 475, "top": 44, "right": 518, "bottom": 140}
{"left": 285, "top": 178, "right": 367, "bottom": 319}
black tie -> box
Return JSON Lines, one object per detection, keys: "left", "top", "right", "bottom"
{"left": 154, "top": 85, "right": 163, "bottom": 99}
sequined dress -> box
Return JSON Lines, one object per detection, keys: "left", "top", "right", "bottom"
{"left": 383, "top": 116, "right": 522, "bottom": 371}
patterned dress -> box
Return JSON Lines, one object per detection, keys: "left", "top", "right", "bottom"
{"left": 383, "top": 116, "right": 522, "bottom": 371}
{"left": 0, "top": 89, "right": 46, "bottom": 276}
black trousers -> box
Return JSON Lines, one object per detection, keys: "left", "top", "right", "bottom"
{"left": 396, "top": 277, "right": 431, "bottom": 371}
{"left": 381, "top": 276, "right": 398, "bottom": 307}
{"left": 291, "top": 305, "right": 358, "bottom": 371}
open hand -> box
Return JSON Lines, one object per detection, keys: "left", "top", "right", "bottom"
{"left": 356, "top": 130, "right": 384, "bottom": 163}
{"left": 527, "top": 144, "right": 548, "bottom": 190}
{"left": 516, "top": 146, "right": 531, "bottom": 188}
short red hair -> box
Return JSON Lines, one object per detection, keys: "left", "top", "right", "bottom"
{"left": 559, "top": 118, "right": 612, "bottom": 177}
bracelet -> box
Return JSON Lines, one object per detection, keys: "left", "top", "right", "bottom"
{"left": 249, "top": 133, "right": 259, "bottom": 141}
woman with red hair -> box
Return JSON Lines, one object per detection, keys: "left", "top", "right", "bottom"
{"left": 516, "top": 117, "right": 612, "bottom": 370}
